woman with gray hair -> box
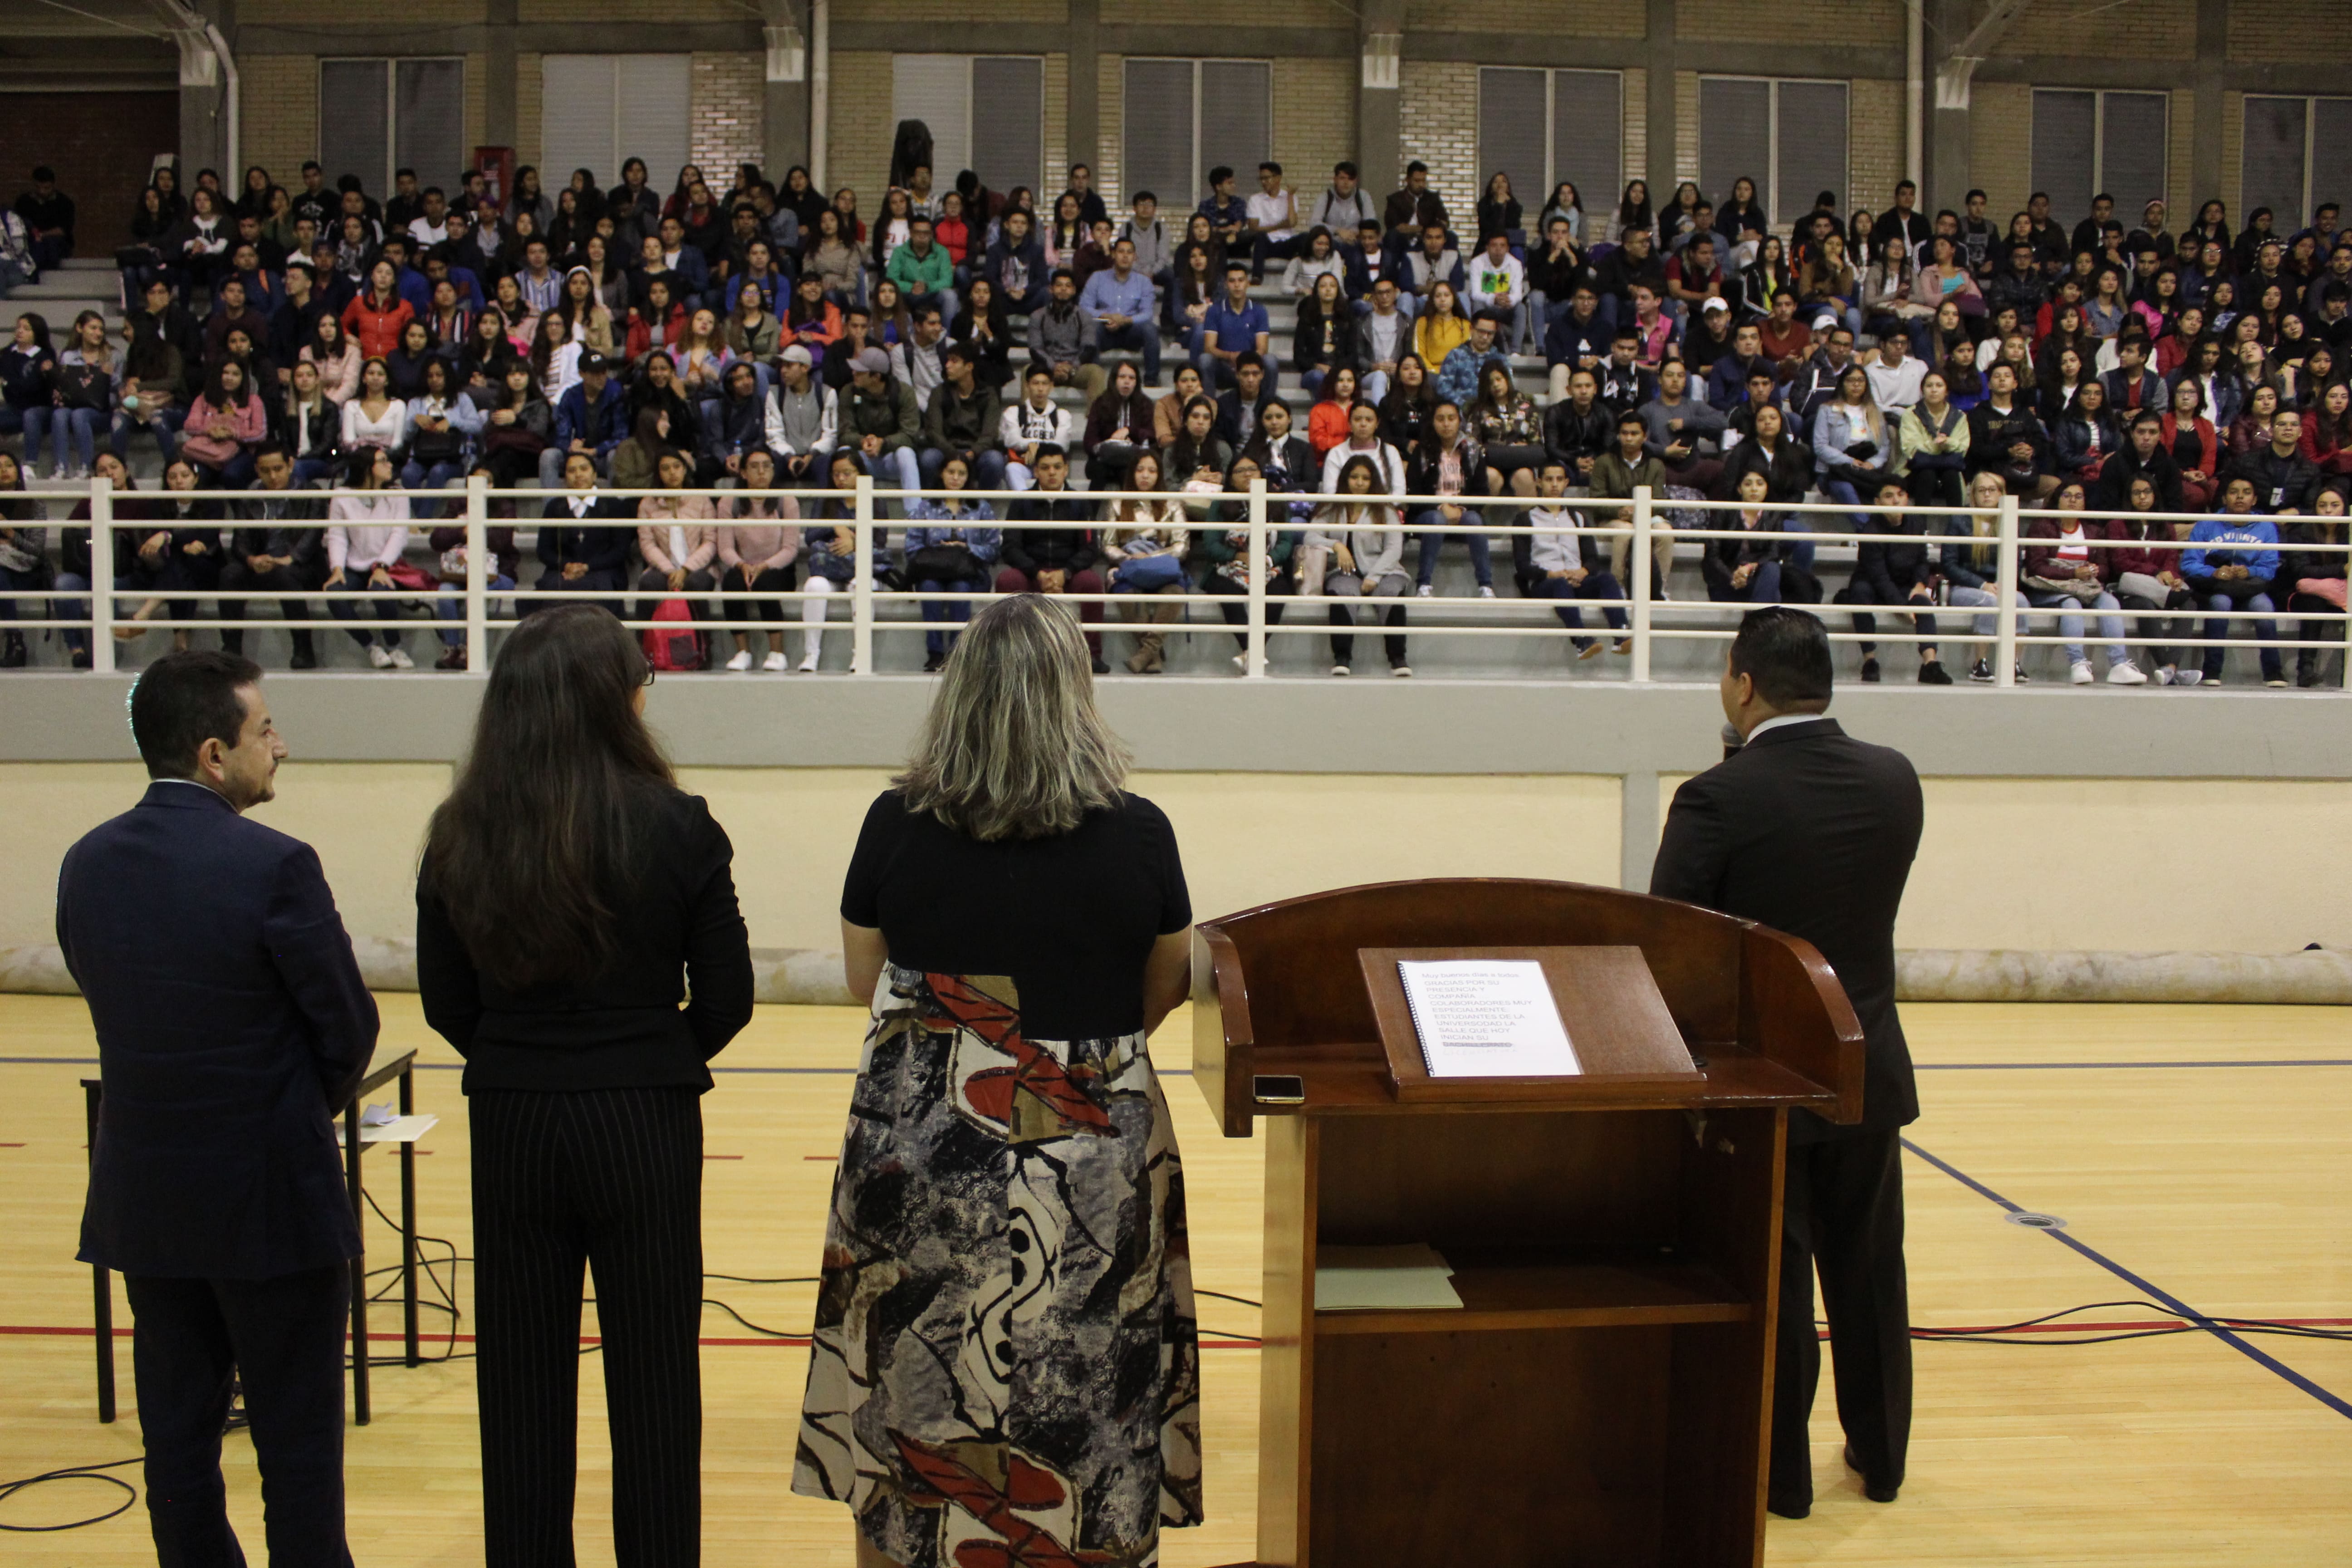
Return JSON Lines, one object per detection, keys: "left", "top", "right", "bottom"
{"left": 793, "top": 593, "right": 1202, "bottom": 1568}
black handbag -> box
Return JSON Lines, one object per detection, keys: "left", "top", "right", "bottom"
{"left": 907, "top": 543, "right": 981, "bottom": 581}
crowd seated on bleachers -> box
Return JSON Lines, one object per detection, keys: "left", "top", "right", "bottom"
{"left": 0, "top": 152, "right": 2346, "bottom": 683}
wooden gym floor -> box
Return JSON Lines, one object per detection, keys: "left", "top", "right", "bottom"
{"left": 1, "top": 995, "right": 2347, "bottom": 1564}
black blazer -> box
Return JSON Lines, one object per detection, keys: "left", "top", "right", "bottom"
{"left": 59, "top": 782, "right": 378, "bottom": 1278}
{"left": 1649, "top": 717, "right": 1924, "bottom": 1139}
{"left": 415, "top": 789, "right": 755, "bottom": 1092}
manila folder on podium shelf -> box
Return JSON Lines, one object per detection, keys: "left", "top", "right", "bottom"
{"left": 1358, "top": 945, "right": 1702, "bottom": 1102}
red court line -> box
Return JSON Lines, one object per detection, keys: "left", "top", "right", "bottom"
{"left": 804, "top": 1155, "right": 838, "bottom": 1161}
{"left": 703, "top": 1154, "right": 743, "bottom": 1160}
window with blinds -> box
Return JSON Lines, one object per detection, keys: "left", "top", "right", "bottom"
{"left": 1475, "top": 68, "right": 1622, "bottom": 242}
{"left": 539, "top": 54, "right": 691, "bottom": 195}
{"left": 1699, "top": 77, "right": 1846, "bottom": 230}
{"left": 889, "top": 56, "right": 1045, "bottom": 196}
{"left": 2030, "top": 89, "right": 2167, "bottom": 221}
{"left": 1122, "top": 58, "right": 1270, "bottom": 213}
{"left": 316, "top": 58, "right": 465, "bottom": 199}
{"left": 2243, "top": 96, "right": 2352, "bottom": 227}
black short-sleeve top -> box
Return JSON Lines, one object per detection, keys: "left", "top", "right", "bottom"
{"left": 841, "top": 789, "right": 1191, "bottom": 1040}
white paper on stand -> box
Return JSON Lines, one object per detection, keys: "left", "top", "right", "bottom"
{"left": 1315, "top": 1243, "right": 1465, "bottom": 1311}
{"left": 1396, "top": 959, "right": 1583, "bottom": 1078}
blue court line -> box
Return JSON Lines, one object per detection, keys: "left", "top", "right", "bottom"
{"left": 1901, "top": 1136, "right": 2352, "bottom": 1422}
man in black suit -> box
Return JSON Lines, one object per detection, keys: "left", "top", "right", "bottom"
{"left": 58, "top": 650, "right": 378, "bottom": 1567}
{"left": 1649, "top": 607, "right": 1924, "bottom": 1519}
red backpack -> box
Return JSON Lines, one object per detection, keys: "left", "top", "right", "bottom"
{"left": 642, "top": 598, "right": 701, "bottom": 672}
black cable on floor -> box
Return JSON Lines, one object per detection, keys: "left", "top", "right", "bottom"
{"left": 0, "top": 1457, "right": 141, "bottom": 1532}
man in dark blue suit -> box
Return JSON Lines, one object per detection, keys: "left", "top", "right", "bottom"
{"left": 1651, "top": 608, "right": 1925, "bottom": 1520}
{"left": 58, "top": 650, "right": 378, "bottom": 1568}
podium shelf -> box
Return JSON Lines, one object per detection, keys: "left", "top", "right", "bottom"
{"left": 1241, "top": 1043, "right": 1840, "bottom": 1116}
{"left": 1312, "top": 1250, "right": 1751, "bottom": 1336}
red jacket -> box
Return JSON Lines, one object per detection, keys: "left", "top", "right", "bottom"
{"left": 340, "top": 292, "right": 414, "bottom": 360}
{"left": 2161, "top": 412, "right": 2219, "bottom": 478}
{"left": 2102, "top": 516, "right": 2181, "bottom": 579}
{"left": 2022, "top": 514, "right": 2110, "bottom": 583}
{"left": 625, "top": 303, "right": 689, "bottom": 364}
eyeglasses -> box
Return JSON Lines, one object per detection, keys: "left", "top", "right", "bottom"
{"left": 641, "top": 666, "right": 657, "bottom": 688}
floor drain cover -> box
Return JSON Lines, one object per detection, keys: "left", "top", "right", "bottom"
{"left": 2005, "top": 1211, "right": 2068, "bottom": 1230}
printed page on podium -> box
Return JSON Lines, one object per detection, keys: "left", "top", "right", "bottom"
{"left": 1396, "top": 959, "right": 1583, "bottom": 1078}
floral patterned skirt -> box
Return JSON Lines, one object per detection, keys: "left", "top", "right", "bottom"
{"left": 792, "top": 966, "right": 1203, "bottom": 1568}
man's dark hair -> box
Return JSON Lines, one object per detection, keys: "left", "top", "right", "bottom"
{"left": 130, "top": 651, "right": 262, "bottom": 780}
{"left": 1966, "top": 187, "right": 1987, "bottom": 203}
{"left": 1729, "top": 607, "right": 1833, "bottom": 708}
{"left": 1616, "top": 409, "right": 1646, "bottom": 430}
{"left": 1334, "top": 161, "right": 1357, "bottom": 179}
{"left": 1259, "top": 161, "right": 1282, "bottom": 177}
{"left": 911, "top": 301, "right": 942, "bottom": 324}
{"left": 1235, "top": 350, "right": 1265, "bottom": 372}
{"left": 2130, "top": 408, "right": 2162, "bottom": 430}
{"left": 1406, "top": 160, "right": 1429, "bottom": 177}
{"left": 32, "top": 165, "right": 56, "bottom": 183}
{"left": 1208, "top": 165, "right": 1235, "bottom": 187}
{"left": 1132, "top": 188, "right": 1156, "bottom": 206}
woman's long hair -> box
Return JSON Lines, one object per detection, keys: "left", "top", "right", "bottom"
{"left": 894, "top": 595, "right": 1129, "bottom": 843}
{"left": 421, "top": 605, "right": 675, "bottom": 989}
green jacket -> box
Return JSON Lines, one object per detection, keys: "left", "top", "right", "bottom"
{"left": 886, "top": 240, "right": 954, "bottom": 299}
{"left": 843, "top": 378, "right": 920, "bottom": 455}
{"left": 1588, "top": 450, "right": 1667, "bottom": 501}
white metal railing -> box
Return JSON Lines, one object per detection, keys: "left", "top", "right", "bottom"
{"left": 21, "top": 476, "right": 2352, "bottom": 689}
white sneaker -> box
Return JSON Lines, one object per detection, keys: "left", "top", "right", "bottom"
{"left": 1416, "top": 584, "right": 1434, "bottom": 598}
{"left": 367, "top": 643, "right": 393, "bottom": 668}
{"left": 762, "top": 651, "right": 787, "bottom": 672}
{"left": 2106, "top": 662, "right": 2147, "bottom": 686}
{"left": 1230, "top": 652, "right": 1247, "bottom": 671}
{"left": 1330, "top": 663, "right": 1351, "bottom": 677}
{"left": 796, "top": 652, "right": 819, "bottom": 672}
{"left": 2174, "top": 668, "right": 2203, "bottom": 687}
{"left": 2069, "top": 661, "right": 2094, "bottom": 685}
{"left": 1477, "top": 585, "right": 1495, "bottom": 598}
{"left": 387, "top": 646, "right": 414, "bottom": 669}
{"left": 2154, "top": 666, "right": 2176, "bottom": 686}
{"left": 1391, "top": 664, "right": 1413, "bottom": 677}
{"left": 725, "top": 649, "right": 753, "bottom": 671}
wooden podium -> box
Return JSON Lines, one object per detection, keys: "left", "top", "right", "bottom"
{"left": 1191, "top": 877, "right": 1864, "bottom": 1568}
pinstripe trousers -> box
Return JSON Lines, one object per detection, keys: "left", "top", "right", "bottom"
{"left": 469, "top": 1086, "right": 704, "bottom": 1568}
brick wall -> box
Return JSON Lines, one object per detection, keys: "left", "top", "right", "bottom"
{"left": 1622, "top": 68, "right": 1646, "bottom": 199}
{"left": 691, "top": 52, "right": 764, "bottom": 174}
{"left": 1398, "top": 59, "right": 1479, "bottom": 216}
{"left": 465, "top": 52, "right": 489, "bottom": 164}
{"left": 865, "top": 0, "right": 1066, "bottom": 15}
{"left": 1848, "top": 78, "right": 1904, "bottom": 214}
{"left": 241, "top": 56, "right": 318, "bottom": 190}
{"left": 1105, "top": 0, "right": 1298, "bottom": 21}
{"left": 1404, "top": 0, "right": 1645, "bottom": 34}
{"left": 1273, "top": 56, "right": 1355, "bottom": 206}
{"left": 826, "top": 52, "right": 896, "bottom": 204}
{"left": 1678, "top": 0, "right": 1901, "bottom": 47}
{"left": 517, "top": 54, "right": 543, "bottom": 170}
{"left": 2220, "top": 90, "right": 2244, "bottom": 220}
{"left": 2010, "top": 0, "right": 2194, "bottom": 58}
{"left": 1096, "top": 53, "right": 1124, "bottom": 214}
{"left": 517, "top": 0, "right": 744, "bottom": 18}
{"left": 0, "top": 90, "right": 178, "bottom": 253}
{"left": 2228, "top": 0, "right": 2352, "bottom": 61}
{"left": 1970, "top": 81, "right": 2032, "bottom": 225}
{"left": 2168, "top": 88, "right": 2196, "bottom": 227}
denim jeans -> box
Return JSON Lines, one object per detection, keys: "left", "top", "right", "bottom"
{"left": 1411, "top": 509, "right": 1494, "bottom": 588}
{"left": 1094, "top": 318, "right": 1160, "bottom": 382}
{"left": 2191, "top": 584, "right": 2283, "bottom": 680}
{"left": 2026, "top": 588, "right": 2127, "bottom": 666}
{"left": 916, "top": 573, "right": 987, "bottom": 656}
{"left": 52, "top": 570, "right": 89, "bottom": 655}
{"left": 112, "top": 407, "right": 183, "bottom": 465}
{"left": 1532, "top": 570, "right": 1628, "bottom": 648}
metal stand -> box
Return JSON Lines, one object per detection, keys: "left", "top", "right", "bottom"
{"left": 85, "top": 1050, "right": 424, "bottom": 1425}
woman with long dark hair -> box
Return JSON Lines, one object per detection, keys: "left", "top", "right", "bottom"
{"left": 417, "top": 603, "right": 753, "bottom": 1568}
{"left": 794, "top": 593, "right": 1200, "bottom": 1568}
